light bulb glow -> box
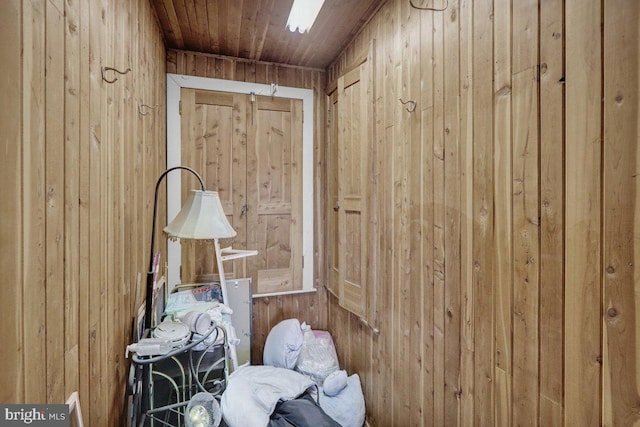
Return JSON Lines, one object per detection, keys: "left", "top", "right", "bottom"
{"left": 188, "top": 405, "right": 210, "bottom": 427}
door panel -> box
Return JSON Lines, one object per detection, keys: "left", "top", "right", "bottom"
{"left": 180, "top": 88, "right": 247, "bottom": 282}
{"left": 327, "top": 91, "right": 340, "bottom": 295}
{"left": 338, "top": 66, "right": 368, "bottom": 317}
{"left": 247, "top": 96, "right": 303, "bottom": 294}
{"left": 181, "top": 88, "right": 303, "bottom": 295}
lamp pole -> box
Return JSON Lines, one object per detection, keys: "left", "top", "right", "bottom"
{"left": 144, "top": 166, "right": 205, "bottom": 331}
{"left": 136, "top": 166, "right": 206, "bottom": 426}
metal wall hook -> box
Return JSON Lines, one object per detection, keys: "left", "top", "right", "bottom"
{"left": 101, "top": 66, "right": 132, "bottom": 83}
{"left": 138, "top": 103, "right": 159, "bottom": 116}
{"left": 399, "top": 98, "right": 417, "bottom": 112}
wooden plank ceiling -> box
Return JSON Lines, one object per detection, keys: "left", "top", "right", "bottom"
{"left": 151, "top": 0, "right": 385, "bottom": 69}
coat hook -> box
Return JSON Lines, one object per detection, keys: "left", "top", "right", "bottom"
{"left": 138, "top": 103, "right": 159, "bottom": 116}
{"left": 399, "top": 98, "right": 417, "bottom": 112}
{"left": 101, "top": 66, "right": 131, "bottom": 83}
{"left": 270, "top": 83, "right": 278, "bottom": 97}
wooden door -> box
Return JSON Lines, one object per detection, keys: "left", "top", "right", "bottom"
{"left": 336, "top": 59, "right": 372, "bottom": 317}
{"left": 180, "top": 89, "right": 304, "bottom": 295}
{"left": 247, "top": 96, "right": 304, "bottom": 295}
{"left": 180, "top": 88, "right": 247, "bottom": 282}
{"left": 327, "top": 90, "right": 340, "bottom": 295}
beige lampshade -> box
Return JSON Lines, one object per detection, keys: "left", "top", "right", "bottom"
{"left": 164, "top": 190, "right": 237, "bottom": 239}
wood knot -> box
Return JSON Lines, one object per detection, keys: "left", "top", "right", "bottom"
{"left": 495, "top": 85, "right": 511, "bottom": 97}
{"left": 607, "top": 307, "right": 618, "bottom": 318}
{"left": 606, "top": 265, "right": 615, "bottom": 274}
{"left": 539, "top": 63, "right": 548, "bottom": 75}
{"left": 615, "top": 93, "right": 624, "bottom": 105}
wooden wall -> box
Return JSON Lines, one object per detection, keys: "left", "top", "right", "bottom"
{"left": 326, "top": 0, "right": 640, "bottom": 426}
{"left": 166, "top": 49, "right": 329, "bottom": 363}
{"left": 0, "top": 0, "right": 166, "bottom": 425}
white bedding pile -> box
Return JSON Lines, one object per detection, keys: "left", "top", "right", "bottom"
{"left": 221, "top": 319, "right": 366, "bottom": 427}
{"left": 221, "top": 365, "right": 317, "bottom": 427}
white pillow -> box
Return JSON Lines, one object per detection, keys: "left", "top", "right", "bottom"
{"left": 323, "top": 369, "right": 348, "bottom": 396}
{"left": 263, "top": 319, "right": 303, "bottom": 369}
{"left": 319, "top": 374, "right": 366, "bottom": 427}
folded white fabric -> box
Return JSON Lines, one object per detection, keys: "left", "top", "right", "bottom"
{"left": 322, "top": 369, "right": 348, "bottom": 396}
{"left": 319, "top": 373, "right": 366, "bottom": 427}
{"left": 221, "top": 365, "right": 317, "bottom": 427}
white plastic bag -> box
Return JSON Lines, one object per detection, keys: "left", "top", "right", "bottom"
{"left": 295, "top": 329, "right": 339, "bottom": 385}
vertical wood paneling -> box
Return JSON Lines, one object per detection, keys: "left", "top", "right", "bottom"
{"left": 602, "top": 0, "right": 640, "bottom": 425}
{"left": 564, "top": 1, "right": 602, "bottom": 425}
{"left": 3, "top": 0, "right": 166, "bottom": 424}
{"left": 0, "top": 0, "right": 23, "bottom": 404}
{"left": 493, "top": 0, "right": 513, "bottom": 422}
{"left": 325, "top": 0, "right": 639, "bottom": 426}
{"left": 22, "top": 0, "right": 48, "bottom": 404}
{"left": 45, "top": 0, "right": 66, "bottom": 404}
{"left": 64, "top": 0, "right": 81, "bottom": 400}
{"left": 538, "top": 0, "right": 564, "bottom": 424}
{"left": 408, "top": 4, "right": 426, "bottom": 425}
{"left": 395, "top": 125, "right": 413, "bottom": 424}
{"left": 511, "top": 66, "right": 540, "bottom": 427}
{"left": 374, "top": 10, "right": 394, "bottom": 424}
{"left": 511, "top": 0, "right": 540, "bottom": 424}
{"left": 77, "top": 0, "right": 91, "bottom": 414}
{"left": 472, "top": 0, "right": 495, "bottom": 424}
{"left": 395, "top": 3, "right": 414, "bottom": 424}
{"left": 431, "top": 2, "right": 446, "bottom": 424}
{"left": 87, "top": 0, "right": 105, "bottom": 421}
{"left": 443, "top": 1, "right": 461, "bottom": 424}
{"left": 458, "top": 0, "right": 474, "bottom": 422}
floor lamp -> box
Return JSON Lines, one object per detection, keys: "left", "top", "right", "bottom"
{"left": 139, "top": 167, "right": 236, "bottom": 424}
{"left": 145, "top": 166, "right": 236, "bottom": 331}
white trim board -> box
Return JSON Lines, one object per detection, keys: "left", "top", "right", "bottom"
{"left": 166, "top": 73, "right": 315, "bottom": 295}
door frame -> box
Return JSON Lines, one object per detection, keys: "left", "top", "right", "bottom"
{"left": 166, "top": 74, "right": 315, "bottom": 296}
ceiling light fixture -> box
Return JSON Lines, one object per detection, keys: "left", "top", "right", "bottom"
{"left": 286, "top": 0, "right": 325, "bottom": 34}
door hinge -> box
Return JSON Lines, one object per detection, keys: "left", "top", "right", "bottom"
{"left": 179, "top": 100, "right": 182, "bottom": 115}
